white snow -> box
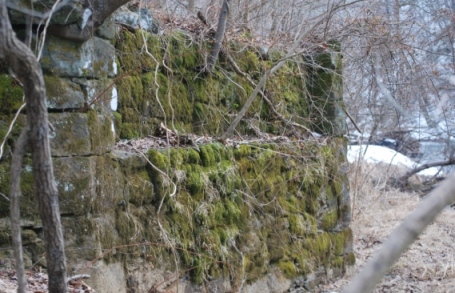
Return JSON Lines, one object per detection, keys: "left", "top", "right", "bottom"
{"left": 113, "top": 59, "right": 118, "bottom": 75}
{"left": 348, "top": 145, "right": 440, "bottom": 177}
{"left": 111, "top": 120, "right": 116, "bottom": 137}
{"left": 110, "top": 87, "right": 118, "bottom": 111}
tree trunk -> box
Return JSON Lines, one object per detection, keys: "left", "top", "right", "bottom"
{"left": 0, "top": 1, "right": 67, "bottom": 292}
{"left": 206, "top": 0, "right": 230, "bottom": 73}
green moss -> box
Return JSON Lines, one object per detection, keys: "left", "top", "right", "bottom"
{"left": 277, "top": 260, "right": 297, "bottom": 278}
{"left": 87, "top": 110, "right": 115, "bottom": 153}
{"left": 307, "top": 233, "right": 331, "bottom": 265}
{"left": 234, "top": 144, "right": 252, "bottom": 159}
{"left": 0, "top": 160, "right": 38, "bottom": 220}
{"left": 186, "top": 170, "right": 206, "bottom": 196}
{"left": 116, "top": 29, "right": 162, "bottom": 71}
{"left": 147, "top": 149, "right": 170, "bottom": 170}
{"left": 332, "top": 256, "right": 344, "bottom": 268}
{"left": 187, "top": 148, "right": 201, "bottom": 164}
{"left": 344, "top": 252, "right": 356, "bottom": 266}
{"left": 199, "top": 145, "right": 216, "bottom": 167}
{"left": 321, "top": 210, "right": 338, "bottom": 230}
{"left": 125, "top": 170, "right": 154, "bottom": 205}
{"left": 0, "top": 74, "right": 24, "bottom": 115}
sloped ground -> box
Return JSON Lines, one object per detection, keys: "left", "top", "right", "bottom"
{"left": 317, "top": 162, "right": 455, "bottom": 293}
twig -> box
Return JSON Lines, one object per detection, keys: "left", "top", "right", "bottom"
{"left": 80, "top": 69, "right": 140, "bottom": 112}
{"left": 0, "top": 102, "right": 26, "bottom": 160}
{"left": 0, "top": 191, "right": 9, "bottom": 201}
{"left": 67, "top": 274, "right": 91, "bottom": 282}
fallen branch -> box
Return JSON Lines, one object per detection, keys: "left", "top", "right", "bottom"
{"left": 67, "top": 274, "right": 91, "bottom": 283}
{"left": 398, "top": 157, "right": 455, "bottom": 185}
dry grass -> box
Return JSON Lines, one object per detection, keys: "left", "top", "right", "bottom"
{"left": 317, "top": 162, "right": 455, "bottom": 293}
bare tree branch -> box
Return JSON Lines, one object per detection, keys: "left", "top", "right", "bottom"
{"left": 398, "top": 157, "right": 455, "bottom": 185}
{"left": 342, "top": 172, "right": 455, "bottom": 293}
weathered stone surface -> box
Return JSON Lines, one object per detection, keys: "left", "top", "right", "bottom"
{"left": 84, "top": 262, "right": 126, "bottom": 293}
{"left": 88, "top": 112, "right": 116, "bottom": 155}
{"left": 53, "top": 156, "right": 95, "bottom": 216}
{"left": 41, "top": 36, "right": 116, "bottom": 78}
{"left": 48, "top": 112, "right": 115, "bottom": 156}
{"left": 72, "top": 78, "right": 117, "bottom": 113}
{"left": 96, "top": 15, "right": 117, "bottom": 40}
{"left": 49, "top": 113, "right": 91, "bottom": 156}
{"left": 114, "top": 8, "right": 158, "bottom": 33}
{"left": 45, "top": 75, "right": 85, "bottom": 109}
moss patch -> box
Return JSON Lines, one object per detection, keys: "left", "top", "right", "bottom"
{"left": 0, "top": 74, "right": 24, "bottom": 115}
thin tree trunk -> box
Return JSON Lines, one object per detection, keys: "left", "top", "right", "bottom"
{"left": 10, "top": 128, "right": 29, "bottom": 293}
{"left": 206, "top": 0, "right": 230, "bottom": 73}
{"left": 188, "top": 0, "right": 195, "bottom": 13}
{"left": 0, "top": 1, "right": 67, "bottom": 292}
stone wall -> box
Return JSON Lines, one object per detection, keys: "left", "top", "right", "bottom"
{"left": 0, "top": 3, "right": 352, "bottom": 292}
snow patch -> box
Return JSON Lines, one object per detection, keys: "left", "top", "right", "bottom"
{"left": 111, "top": 87, "right": 118, "bottom": 111}
{"left": 348, "top": 145, "right": 440, "bottom": 177}
{"left": 113, "top": 59, "right": 118, "bottom": 75}
{"left": 111, "top": 120, "right": 116, "bottom": 137}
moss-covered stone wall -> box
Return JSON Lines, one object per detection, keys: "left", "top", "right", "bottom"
{"left": 0, "top": 6, "right": 351, "bottom": 293}
{"left": 114, "top": 29, "right": 328, "bottom": 139}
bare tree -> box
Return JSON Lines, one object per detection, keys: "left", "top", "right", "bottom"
{"left": 0, "top": 1, "right": 67, "bottom": 292}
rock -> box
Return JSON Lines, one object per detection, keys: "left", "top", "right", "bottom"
{"left": 115, "top": 8, "right": 158, "bottom": 33}
{"left": 44, "top": 76, "right": 85, "bottom": 109}
{"left": 72, "top": 78, "right": 117, "bottom": 113}
{"left": 49, "top": 113, "right": 92, "bottom": 156}
{"left": 96, "top": 15, "right": 117, "bottom": 40}
{"left": 41, "top": 36, "right": 116, "bottom": 78}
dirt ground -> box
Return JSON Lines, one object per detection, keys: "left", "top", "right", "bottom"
{"left": 2, "top": 162, "right": 455, "bottom": 293}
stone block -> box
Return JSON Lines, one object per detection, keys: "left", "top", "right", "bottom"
{"left": 72, "top": 78, "right": 117, "bottom": 113}
{"left": 49, "top": 113, "right": 92, "bottom": 156}
{"left": 53, "top": 156, "right": 95, "bottom": 216}
{"left": 45, "top": 75, "right": 85, "bottom": 109}
{"left": 41, "top": 36, "right": 116, "bottom": 78}
{"left": 49, "top": 112, "right": 115, "bottom": 156}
